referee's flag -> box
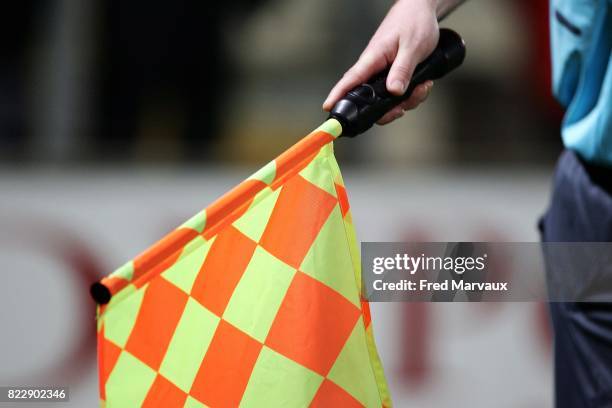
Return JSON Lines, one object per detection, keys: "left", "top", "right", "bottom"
{"left": 94, "top": 119, "right": 391, "bottom": 407}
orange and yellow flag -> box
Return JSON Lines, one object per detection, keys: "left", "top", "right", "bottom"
{"left": 95, "top": 119, "right": 391, "bottom": 407}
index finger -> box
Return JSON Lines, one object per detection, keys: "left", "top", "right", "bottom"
{"left": 322, "top": 51, "right": 388, "bottom": 111}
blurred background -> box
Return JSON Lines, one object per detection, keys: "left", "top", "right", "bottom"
{"left": 1, "top": 0, "right": 562, "bottom": 406}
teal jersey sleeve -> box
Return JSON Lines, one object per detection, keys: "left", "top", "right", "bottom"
{"left": 550, "top": 0, "right": 612, "bottom": 166}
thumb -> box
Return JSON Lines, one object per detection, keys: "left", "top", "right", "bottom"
{"left": 386, "top": 46, "right": 417, "bottom": 96}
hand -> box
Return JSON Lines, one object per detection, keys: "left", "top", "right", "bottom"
{"left": 322, "top": 0, "right": 440, "bottom": 125}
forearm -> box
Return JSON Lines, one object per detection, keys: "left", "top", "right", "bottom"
{"left": 436, "top": 0, "right": 466, "bottom": 21}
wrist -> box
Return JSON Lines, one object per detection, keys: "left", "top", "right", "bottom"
{"left": 435, "top": 0, "right": 465, "bottom": 20}
{"left": 395, "top": 0, "right": 438, "bottom": 14}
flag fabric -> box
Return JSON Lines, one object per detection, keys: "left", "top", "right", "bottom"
{"left": 96, "top": 118, "right": 392, "bottom": 407}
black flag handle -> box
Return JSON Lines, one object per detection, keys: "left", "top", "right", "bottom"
{"left": 329, "top": 28, "right": 466, "bottom": 138}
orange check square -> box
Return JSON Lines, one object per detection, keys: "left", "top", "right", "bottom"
{"left": 142, "top": 375, "right": 187, "bottom": 408}
{"left": 310, "top": 379, "right": 363, "bottom": 408}
{"left": 125, "top": 277, "right": 188, "bottom": 370}
{"left": 190, "top": 320, "right": 262, "bottom": 407}
{"left": 190, "top": 226, "right": 257, "bottom": 316}
{"left": 260, "top": 175, "right": 336, "bottom": 268}
{"left": 265, "top": 272, "right": 360, "bottom": 376}
{"left": 335, "top": 183, "right": 350, "bottom": 217}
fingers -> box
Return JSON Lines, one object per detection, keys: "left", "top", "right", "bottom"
{"left": 386, "top": 45, "right": 416, "bottom": 95}
{"left": 322, "top": 50, "right": 388, "bottom": 111}
{"left": 377, "top": 81, "right": 433, "bottom": 125}
{"left": 399, "top": 80, "right": 433, "bottom": 111}
{"left": 377, "top": 106, "right": 406, "bottom": 125}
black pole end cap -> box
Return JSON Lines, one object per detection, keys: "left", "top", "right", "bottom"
{"left": 90, "top": 282, "right": 112, "bottom": 305}
{"left": 438, "top": 28, "right": 466, "bottom": 75}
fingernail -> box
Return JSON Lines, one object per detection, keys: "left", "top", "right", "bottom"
{"left": 391, "top": 80, "right": 406, "bottom": 93}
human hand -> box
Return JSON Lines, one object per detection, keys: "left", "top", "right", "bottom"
{"left": 322, "top": 0, "right": 440, "bottom": 125}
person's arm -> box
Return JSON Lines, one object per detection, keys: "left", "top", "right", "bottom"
{"left": 323, "top": 0, "right": 466, "bottom": 125}
{"left": 437, "top": 0, "right": 466, "bottom": 21}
